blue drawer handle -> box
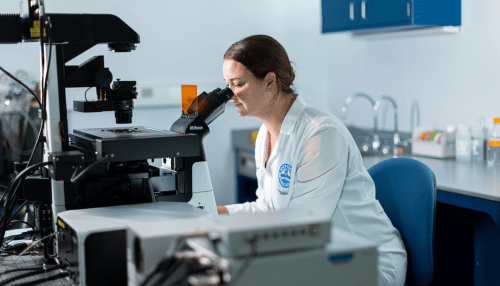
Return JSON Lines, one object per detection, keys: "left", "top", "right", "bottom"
{"left": 328, "top": 253, "right": 354, "bottom": 263}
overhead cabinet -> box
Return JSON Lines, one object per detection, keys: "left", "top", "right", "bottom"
{"left": 322, "top": 0, "right": 461, "bottom": 33}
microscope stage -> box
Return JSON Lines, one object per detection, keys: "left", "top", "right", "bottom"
{"left": 70, "top": 126, "right": 201, "bottom": 161}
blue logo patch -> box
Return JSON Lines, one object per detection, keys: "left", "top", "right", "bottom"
{"left": 278, "top": 164, "right": 292, "bottom": 188}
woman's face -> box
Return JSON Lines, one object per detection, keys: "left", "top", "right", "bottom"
{"left": 223, "top": 59, "right": 273, "bottom": 117}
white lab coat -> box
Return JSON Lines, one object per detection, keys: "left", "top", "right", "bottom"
{"left": 225, "top": 95, "right": 407, "bottom": 286}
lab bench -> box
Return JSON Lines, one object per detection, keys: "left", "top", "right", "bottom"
{"left": 363, "top": 155, "right": 500, "bottom": 286}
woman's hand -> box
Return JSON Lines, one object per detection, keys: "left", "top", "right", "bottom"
{"left": 217, "top": 206, "right": 229, "bottom": 215}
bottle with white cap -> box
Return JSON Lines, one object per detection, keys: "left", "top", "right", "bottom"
{"left": 487, "top": 118, "right": 500, "bottom": 166}
{"left": 455, "top": 124, "right": 471, "bottom": 162}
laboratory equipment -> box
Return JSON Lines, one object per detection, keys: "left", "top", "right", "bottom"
{"left": 56, "top": 202, "right": 377, "bottom": 286}
{"left": 487, "top": 118, "right": 500, "bottom": 166}
{"left": 0, "top": 0, "right": 233, "bottom": 262}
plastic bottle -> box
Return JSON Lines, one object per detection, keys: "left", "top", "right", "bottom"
{"left": 470, "top": 125, "right": 484, "bottom": 161}
{"left": 455, "top": 124, "right": 471, "bottom": 162}
{"left": 487, "top": 118, "right": 500, "bottom": 166}
{"left": 482, "top": 118, "right": 489, "bottom": 161}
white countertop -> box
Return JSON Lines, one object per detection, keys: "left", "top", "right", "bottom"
{"left": 362, "top": 155, "right": 500, "bottom": 202}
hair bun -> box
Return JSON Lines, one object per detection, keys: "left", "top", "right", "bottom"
{"left": 224, "top": 35, "right": 297, "bottom": 96}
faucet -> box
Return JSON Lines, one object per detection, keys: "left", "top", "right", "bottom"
{"left": 341, "top": 93, "right": 376, "bottom": 153}
{"left": 341, "top": 93, "right": 375, "bottom": 121}
{"left": 373, "top": 96, "right": 399, "bottom": 156}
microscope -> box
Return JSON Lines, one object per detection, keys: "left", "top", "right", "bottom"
{"left": 0, "top": 0, "right": 233, "bottom": 261}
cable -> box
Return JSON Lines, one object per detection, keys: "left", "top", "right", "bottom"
{"left": 1, "top": 183, "right": 23, "bottom": 235}
{"left": 41, "top": 15, "right": 52, "bottom": 111}
{"left": 7, "top": 200, "right": 27, "bottom": 223}
{"left": 1, "top": 232, "right": 58, "bottom": 275}
{"left": 84, "top": 87, "right": 100, "bottom": 111}
{"left": 2, "top": 242, "right": 29, "bottom": 253}
{"left": 229, "top": 236, "right": 258, "bottom": 285}
{"left": 39, "top": 1, "right": 46, "bottom": 94}
{"left": 139, "top": 258, "right": 177, "bottom": 286}
{"left": 0, "top": 67, "right": 41, "bottom": 107}
{"left": 6, "top": 102, "right": 39, "bottom": 156}
{"left": 70, "top": 155, "right": 110, "bottom": 183}
{"left": 0, "top": 266, "right": 43, "bottom": 275}
{"left": 0, "top": 162, "right": 52, "bottom": 248}
{"left": 0, "top": 162, "right": 50, "bottom": 220}
{"left": 25, "top": 119, "right": 44, "bottom": 166}
{"left": 44, "top": 233, "right": 56, "bottom": 258}
{"left": 84, "top": 87, "right": 92, "bottom": 102}
{"left": 13, "top": 271, "right": 70, "bottom": 286}
{"left": 0, "top": 186, "right": 13, "bottom": 220}
{"left": 155, "top": 260, "right": 189, "bottom": 286}
{"left": 1, "top": 234, "right": 29, "bottom": 251}
{"left": 0, "top": 263, "right": 67, "bottom": 286}
{"left": 2, "top": 159, "right": 49, "bottom": 206}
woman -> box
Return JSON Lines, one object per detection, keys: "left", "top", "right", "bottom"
{"left": 217, "top": 35, "right": 407, "bottom": 286}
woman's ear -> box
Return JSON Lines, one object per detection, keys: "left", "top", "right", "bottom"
{"left": 265, "top": 72, "right": 276, "bottom": 90}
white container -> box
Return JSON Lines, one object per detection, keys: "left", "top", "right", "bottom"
{"left": 455, "top": 124, "right": 471, "bottom": 162}
{"left": 487, "top": 118, "right": 500, "bottom": 166}
{"left": 411, "top": 127, "right": 455, "bottom": 158}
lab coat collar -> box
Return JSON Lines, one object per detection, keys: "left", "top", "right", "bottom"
{"left": 280, "top": 95, "right": 306, "bottom": 136}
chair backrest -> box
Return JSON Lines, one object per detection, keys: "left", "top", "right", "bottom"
{"left": 368, "top": 158, "right": 436, "bottom": 286}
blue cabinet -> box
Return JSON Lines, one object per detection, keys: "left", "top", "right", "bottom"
{"left": 322, "top": 0, "right": 461, "bottom": 33}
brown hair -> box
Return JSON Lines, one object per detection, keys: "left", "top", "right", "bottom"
{"left": 224, "top": 35, "right": 297, "bottom": 98}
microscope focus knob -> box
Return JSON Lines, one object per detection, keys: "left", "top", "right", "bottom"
{"left": 95, "top": 68, "right": 113, "bottom": 87}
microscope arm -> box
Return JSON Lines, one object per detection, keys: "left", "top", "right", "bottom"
{"left": 0, "top": 13, "right": 140, "bottom": 62}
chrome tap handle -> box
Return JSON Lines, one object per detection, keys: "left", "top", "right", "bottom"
{"left": 372, "top": 133, "right": 381, "bottom": 152}
{"left": 393, "top": 132, "right": 401, "bottom": 156}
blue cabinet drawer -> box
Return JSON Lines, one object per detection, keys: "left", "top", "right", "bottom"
{"left": 322, "top": 0, "right": 461, "bottom": 33}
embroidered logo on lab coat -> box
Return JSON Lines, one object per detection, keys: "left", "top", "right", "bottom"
{"left": 278, "top": 163, "right": 292, "bottom": 188}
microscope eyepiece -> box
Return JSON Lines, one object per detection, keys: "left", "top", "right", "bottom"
{"left": 217, "top": 87, "right": 234, "bottom": 102}
{"left": 190, "top": 87, "right": 234, "bottom": 125}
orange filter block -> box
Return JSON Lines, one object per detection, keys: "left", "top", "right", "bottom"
{"left": 181, "top": 85, "right": 198, "bottom": 115}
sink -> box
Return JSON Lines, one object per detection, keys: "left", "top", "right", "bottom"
{"left": 346, "top": 125, "right": 412, "bottom": 156}
{"left": 359, "top": 150, "right": 385, "bottom": 157}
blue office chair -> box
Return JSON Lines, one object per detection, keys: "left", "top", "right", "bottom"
{"left": 367, "top": 158, "right": 436, "bottom": 286}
